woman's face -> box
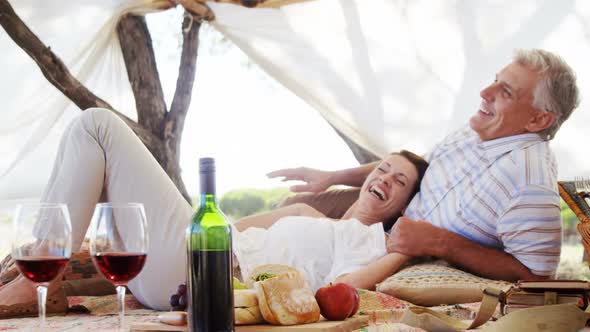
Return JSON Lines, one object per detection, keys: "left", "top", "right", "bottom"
{"left": 357, "top": 154, "right": 419, "bottom": 223}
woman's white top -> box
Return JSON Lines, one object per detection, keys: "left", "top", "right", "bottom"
{"left": 233, "top": 217, "right": 387, "bottom": 292}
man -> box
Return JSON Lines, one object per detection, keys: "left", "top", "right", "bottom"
{"left": 269, "top": 49, "right": 580, "bottom": 281}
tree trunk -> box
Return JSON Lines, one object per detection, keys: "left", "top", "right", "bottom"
{"left": 116, "top": 13, "right": 201, "bottom": 203}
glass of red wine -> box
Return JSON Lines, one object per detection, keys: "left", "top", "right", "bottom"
{"left": 89, "top": 202, "right": 148, "bottom": 330}
{"left": 11, "top": 203, "right": 72, "bottom": 329}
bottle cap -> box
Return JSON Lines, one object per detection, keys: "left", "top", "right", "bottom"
{"left": 199, "top": 157, "right": 215, "bottom": 173}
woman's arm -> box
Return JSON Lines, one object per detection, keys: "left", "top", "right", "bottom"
{"left": 267, "top": 162, "right": 379, "bottom": 193}
{"left": 234, "top": 203, "right": 325, "bottom": 231}
{"left": 334, "top": 253, "right": 411, "bottom": 290}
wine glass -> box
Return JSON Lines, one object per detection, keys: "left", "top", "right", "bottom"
{"left": 89, "top": 202, "right": 148, "bottom": 330}
{"left": 11, "top": 203, "right": 72, "bottom": 329}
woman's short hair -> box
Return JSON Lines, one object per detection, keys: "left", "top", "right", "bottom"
{"left": 514, "top": 49, "right": 580, "bottom": 140}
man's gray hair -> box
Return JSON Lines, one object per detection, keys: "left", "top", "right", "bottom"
{"left": 514, "top": 49, "right": 580, "bottom": 140}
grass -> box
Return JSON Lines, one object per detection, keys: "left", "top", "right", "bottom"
{"left": 556, "top": 239, "right": 590, "bottom": 280}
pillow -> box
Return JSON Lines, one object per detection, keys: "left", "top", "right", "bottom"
{"left": 376, "top": 260, "right": 513, "bottom": 306}
{"left": 278, "top": 188, "right": 360, "bottom": 219}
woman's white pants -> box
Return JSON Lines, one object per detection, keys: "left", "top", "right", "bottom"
{"left": 43, "top": 108, "right": 192, "bottom": 310}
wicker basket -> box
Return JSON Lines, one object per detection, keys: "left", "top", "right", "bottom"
{"left": 558, "top": 181, "right": 590, "bottom": 259}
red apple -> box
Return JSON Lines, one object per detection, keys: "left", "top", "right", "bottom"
{"left": 314, "top": 283, "right": 357, "bottom": 320}
{"left": 349, "top": 288, "right": 360, "bottom": 317}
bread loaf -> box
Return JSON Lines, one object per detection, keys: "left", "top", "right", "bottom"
{"left": 245, "top": 264, "right": 299, "bottom": 288}
{"left": 234, "top": 289, "right": 258, "bottom": 307}
{"left": 254, "top": 270, "right": 320, "bottom": 325}
{"left": 235, "top": 306, "right": 264, "bottom": 325}
{"left": 234, "top": 289, "right": 264, "bottom": 325}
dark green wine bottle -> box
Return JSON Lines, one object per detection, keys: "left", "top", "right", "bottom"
{"left": 187, "top": 158, "right": 234, "bottom": 332}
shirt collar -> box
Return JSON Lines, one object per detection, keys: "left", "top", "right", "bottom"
{"left": 477, "top": 132, "right": 546, "bottom": 160}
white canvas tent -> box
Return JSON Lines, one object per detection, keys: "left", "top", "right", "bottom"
{"left": 1, "top": 0, "right": 590, "bottom": 200}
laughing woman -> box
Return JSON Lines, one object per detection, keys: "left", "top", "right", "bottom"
{"left": 232, "top": 150, "right": 428, "bottom": 291}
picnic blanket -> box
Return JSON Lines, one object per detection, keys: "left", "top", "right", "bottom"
{"left": 0, "top": 290, "right": 482, "bottom": 331}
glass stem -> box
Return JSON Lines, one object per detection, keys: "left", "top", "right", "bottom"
{"left": 116, "top": 285, "right": 126, "bottom": 330}
{"left": 37, "top": 284, "right": 47, "bottom": 328}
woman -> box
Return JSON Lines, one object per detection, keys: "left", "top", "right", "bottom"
{"left": 0, "top": 108, "right": 426, "bottom": 313}
{"left": 233, "top": 151, "right": 428, "bottom": 291}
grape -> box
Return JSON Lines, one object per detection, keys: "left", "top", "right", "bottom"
{"left": 169, "top": 282, "right": 188, "bottom": 311}
{"left": 169, "top": 294, "right": 180, "bottom": 307}
{"left": 177, "top": 283, "right": 187, "bottom": 295}
{"left": 178, "top": 294, "right": 187, "bottom": 307}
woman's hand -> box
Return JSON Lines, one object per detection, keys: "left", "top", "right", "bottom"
{"left": 267, "top": 167, "right": 333, "bottom": 193}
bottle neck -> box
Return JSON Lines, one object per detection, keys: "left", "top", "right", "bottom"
{"left": 198, "top": 194, "right": 218, "bottom": 209}
{"left": 200, "top": 171, "right": 216, "bottom": 195}
{"left": 199, "top": 172, "right": 217, "bottom": 207}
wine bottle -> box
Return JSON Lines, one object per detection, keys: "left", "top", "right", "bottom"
{"left": 187, "top": 158, "right": 234, "bottom": 332}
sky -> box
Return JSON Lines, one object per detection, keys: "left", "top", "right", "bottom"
{"left": 147, "top": 8, "right": 359, "bottom": 197}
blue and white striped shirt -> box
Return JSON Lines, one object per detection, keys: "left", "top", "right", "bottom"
{"left": 405, "top": 126, "right": 561, "bottom": 276}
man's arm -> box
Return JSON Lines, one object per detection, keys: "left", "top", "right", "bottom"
{"left": 388, "top": 218, "right": 547, "bottom": 281}
{"left": 334, "top": 252, "right": 411, "bottom": 290}
{"left": 267, "top": 162, "right": 379, "bottom": 193}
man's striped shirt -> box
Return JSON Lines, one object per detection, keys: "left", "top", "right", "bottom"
{"left": 405, "top": 126, "right": 561, "bottom": 276}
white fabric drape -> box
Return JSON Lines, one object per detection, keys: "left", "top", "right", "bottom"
{"left": 0, "top": 0, "right": 168, "bottom": 199}
{"left": 1, "top": 0, "right": 590, "bottom": 200}
{"left": 210, "top": 0, "right": 590, "bottom": 171}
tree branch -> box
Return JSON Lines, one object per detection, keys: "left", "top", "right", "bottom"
{"left": 166, "top": 14, "right": 200, "bottom": 159}
{"left": 0, "top": 0, "right": 112, "bottom": 111}
{"left": 159, "top": 14, "right": 202, "bottom": 204}
{"left": 117, "top": 14, "right": 167, "bottom": 135}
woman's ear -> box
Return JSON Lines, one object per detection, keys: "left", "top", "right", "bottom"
{"left": 526, "top": 110, "right": 556, "bottom": 133}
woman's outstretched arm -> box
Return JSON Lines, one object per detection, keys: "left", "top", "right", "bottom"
{"left": 334, "top": 252, "right": 410, "bottom": 290}
{"left": 267, "top": 162, "right": 379, "bottom": 193}
{"left": 234, "top": 203, "right": 325, "bottom": 231}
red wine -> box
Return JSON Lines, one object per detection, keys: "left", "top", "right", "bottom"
{"left": 16, "top": 256, "right": 69, "bottom": 283}
{"left": 93, "top": 252, "right": 147, "bottom": 285}
{"left": 188, "top": 249, "right": 233, "bottom": 332}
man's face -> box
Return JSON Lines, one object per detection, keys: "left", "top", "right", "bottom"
{"left": 469, "top": 62, "right": 543, "bottom": 141}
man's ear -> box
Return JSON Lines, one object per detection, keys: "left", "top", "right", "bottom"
{"left": 526, "top": 111, "right": 556, "bottom": 133}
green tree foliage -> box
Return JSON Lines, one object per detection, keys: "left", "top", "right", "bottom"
{"left": 219, "top": 188, "right": 293, "bottom": 219}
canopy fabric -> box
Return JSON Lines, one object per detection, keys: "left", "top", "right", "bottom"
{"left": 0, "top": 0, "right": 167, "bottom": 198}
{"left": 1, "top": 0, "right": 590, "bottom": 200}
{"left": 209, "top": 0, "right": 590, "bottom": 165}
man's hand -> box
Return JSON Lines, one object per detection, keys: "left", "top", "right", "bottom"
{"left": 267, "top": 167, "right": 332, "bottom": 193}
{"left": 387, "top": 217, "right": 440, "bottom": 257}
{"left": 388, "top": 217, "right": 545, "bottom": 281}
